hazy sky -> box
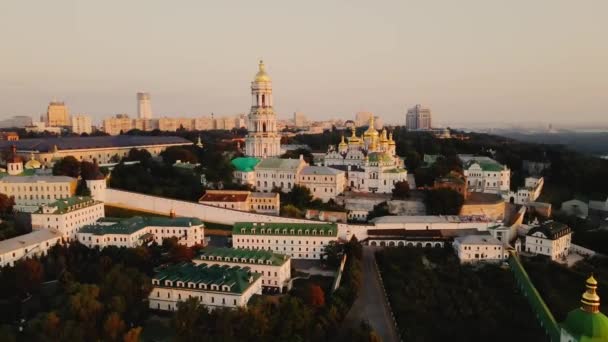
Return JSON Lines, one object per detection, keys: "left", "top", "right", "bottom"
{"left": 1, "top": 0, "right": 607, "bottom": 126}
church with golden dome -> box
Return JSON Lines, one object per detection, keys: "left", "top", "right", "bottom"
{"left": 323, "top": 116, "right": 408, "bottom": 193}
{"left": 560, "top": 275, "right": 608, "bottom": 341}
{"left": 244, "top": 60, "right": 281, "bottom": 158}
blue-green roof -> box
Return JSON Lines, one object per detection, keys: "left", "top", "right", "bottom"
{"left": 233, "top": 222, "right": 337, "bottom": 237}
{"left": 153, "top": 262, "right": 261, "bottom": 294}
{"left": 79, "top": 216, "right": 204, "bottom": 235}
{"left": 231, "top": 157, "right": 260, "bottom": 172}
{"left": 34, "top": 196, "right": 101, "bottom": 214}
{"left": 562, "top": 309, "right": 608, "bottom": 342}
{"left": 197, "top": 247, "right": 290, "bottom": 266}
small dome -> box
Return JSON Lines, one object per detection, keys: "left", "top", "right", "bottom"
{"left": 25, "top": 159, "right": 41, "bottom": 169}
{"left": 563, "top": 309, "right": 608, "bottom": 340}
{"left": 254, "top": 60, "right": 271, "bottom": 82}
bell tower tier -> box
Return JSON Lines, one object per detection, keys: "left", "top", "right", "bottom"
{"left": 245, "top": 60, "right": 281, "bottom": 158}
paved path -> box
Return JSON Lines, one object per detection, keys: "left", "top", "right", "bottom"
{"left": 341, "top": 247, "right": 399, "bottom": 342}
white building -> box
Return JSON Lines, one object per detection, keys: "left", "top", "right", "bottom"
{"left": 77, "top": 216, "right": 205, "bottom": 249}
{"left": 149, "top": 262, "right": 262, "bottom": 311}
{"left": 453, "top": 234, "right": 508, "bottom": 263}
{"left": 198, "top": 190, "right": 280, "bottom": 215}
{"left": 293, "top": 112, "right": 307, "bottom": 127}
{"left": 31, "top": 196, "right": 104, "bottom": 241}
{"left": 231, "top": 157, "right": 261, "bottom": 187}
{"left": 525, "top": 221, "right": 572, "bottom": 261}
{"left": 254, "top": 157, "right": 307, "bottom": 193}
{"left": 406, "top": 104, "right": 432, "bottom": 130}
{"left": 504, "top": 177, "right": 544, "bottom": 205}
{"left": 71, "top": 115, "right": 92, "bottom": 134}
{"left": 137, "top": 92, "right": 152, "bottom": 119}
{"left": 194, "top": 247, "right": 291, "bottom": 291}
{"left": 0, "top": 174, "right": 76, "bottom": 212}
{"left": 232, "top": 222, "right": 338, "bottom": 260}
{"left": 298, "top": 166, "right": 346, "bottom": 202}
{"left": 245, "top": 61, "right": 281, "bottom": 158}
{"left": 460, "top": 155, "right": 511, "bottom": 194}
{"left": 0, "top": 229, "right": 62, "bottom": 267}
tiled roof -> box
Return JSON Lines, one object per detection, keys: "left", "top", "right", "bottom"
{"left": 200, "top": 191, "right": 250, "bottom": 203}
{"left": 153, "top": 262, "right": 261, "bottom": 294}
{"left": 79, "top": 216, "right": 204, "bottom": 235}
{"left": 197, "top": 247, "right": 289, "bottom": 266}
{"left": 251, "top": 192, "right": 278, "bottom": 199}
{"left": 231, "top": 157, "right": 260, "bottom": 172}
{"left": 0, "top": 136, "right": 191, "bottom": 153}
{"left": 454, "top": 234, "right": 503, "bottom": 245}
{"left": 35, "top": 196, "right": 101, "bottom": 214}
{"left": 233, "top": 222, "right": 337, "bottom": 237}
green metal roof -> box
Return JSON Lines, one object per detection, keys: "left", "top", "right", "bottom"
{"left": 367, "top": 152, "right": 392, "bottom": 164}
{"left": 34, "top": 196, "right": 101, "bottom": 214}
{"left": 0, "top": 168, "right": 37, "bottom": 178}
{"left": 466, "top": 160, "right": 504, "bottom": 172}
{"left": 231, "top": 157, "right": 260, "bottom": 172}
{"left": 255, "top": 158, "right": 303, "bottom": 170}
{"left": 562, "top": 309, "right": 608, "bottom": 342}
{"left": 79, "top": 216, "right": 204, "bottom": 235}
{"left": 153, "top": 262, "right": 261, "bottom": 294}
{"left": 197, "top": 247, "right": 290, "bottom": 266}
{"left": 232, "top": 222, "right": 337, "bottom": 237}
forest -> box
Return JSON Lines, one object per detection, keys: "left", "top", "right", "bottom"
{"left": 375, "top": 247, "right": 546, "bottom": 342}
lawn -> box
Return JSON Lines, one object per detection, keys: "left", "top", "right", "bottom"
{"left": 376, "top": 247, "right": 546, "bottom": 342}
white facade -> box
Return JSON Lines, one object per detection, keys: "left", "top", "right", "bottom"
{"left": 232, "top": 222, "right": 338, "bottom": 260}
{"left": 254, "top": 157, "right": 307, "bottom": 193}
{"left": 453, "top": 235, "right": 508, "bottom": 263}
{"left": 525, "top": 221, "right": 572, "bottom": 261}
{"left": 71, "top": 115, "right": 92, "bottom": 134}
{"left": 77, "top": 216, "right": 205, "bottom": 249}
{"left": 0, "top": 230, "right": 62, "bottom": 267}
{"left": 31, "top": 197, "right": 105, "bottom": 241}
{"left": 298, "top": 166, "right": 346, "bottom": 202}
{"left": 245, "top": 61, "right": 281, "bottom": 157}
{"left": 193, "top": 247, "right": 291, "bottom": 290}
{"left": 149, "top": 263, "right": 262, "bottom": 311}
{"left": 460, "top": 155, "right": 511, "bottom": 194}
{"left": 504, "top": 177, "right": 544, "bottom": 205}
{"left": 198, "top": 190, "right": 280, "bottom": 215}
{"left": 0, "top": 175, "right": 76, "bottom": 212}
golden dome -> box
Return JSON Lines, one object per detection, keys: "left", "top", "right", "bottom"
{"left": 364, "top": 116, "right": 379, "bottom": 137}
{"left": 388, "top": 132, "right": 396, "bottom": 145}
{"left": 339, "top": 135, "right": 347, "bottom": 147}
{"left": 349, "top": 129, "right": 361, "bottom": 143}
{"left": 380, "top": 128, "right": 388, "bottom": 142}
{"left": 254, "top": 60, "right": 271, "bottom": 82}
{"left": 24, "top": 153, "right": 41, "bottom": 169}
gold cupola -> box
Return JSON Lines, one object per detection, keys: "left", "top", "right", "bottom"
{"left": 339, "top": 135, "right": 347, "bottom": 148}
{"left": 388, "top": 132, "right": 396, "bottom": 145}
{"left": 582, "top": 275, "right": 601, "bottom": 313}
{"left": 254, "top": 60, "right": 271, "bottom": 82}
{"left": 364, "top": 116, "right": 379, "bottom": 137}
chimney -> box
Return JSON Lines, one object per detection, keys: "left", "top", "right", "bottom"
{"left": 169, "top": 209, "right": 176, "bottom": 218}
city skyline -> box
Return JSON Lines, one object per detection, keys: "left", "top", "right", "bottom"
{"left": 1, "top": 1, "right": 607, "bottom": 126}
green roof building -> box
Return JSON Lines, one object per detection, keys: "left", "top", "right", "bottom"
{"left": 233, "top": 222, "right": 337, "bottom": 237}
{"left": 231, "top": 157, "right": 261, "bottom": 172}
{"left": 561, "top": 275, "right": 608, "bottom": 342}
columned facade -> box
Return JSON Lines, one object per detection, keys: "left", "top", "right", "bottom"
{"left": 245, "top": 61, "right": 281, "bottom": 158}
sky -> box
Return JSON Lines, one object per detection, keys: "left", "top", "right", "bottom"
{"left": 0, "top": 0, "right": 607, "bottom": 126}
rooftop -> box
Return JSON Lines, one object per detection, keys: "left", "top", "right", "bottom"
{"left": 153, "top": 262, "right": 261, "bottom": 294}
{"left": 371, "top": 215, "right": 491, "bottom": 224}
{"left": 0, "top": 230, "right": 61, "bottom": 254}
{"left": 0, "top": 136, "right": 192, "bottom": 153}
{"left": 527, "top": 220, "right": 571, "bottom": 239}
{"left": 197, "top": 247, "right": 290, "bottom": 266}
{"left": 35, "top": 196, "right": 101, "bottom": 214}
{"left": 199, "top": 191, "right": 250, "bottom": 203}
{"left": 251, "top": 192, "right": 278, "bottom": 199}
{"left": 233, "top": 222, "right": 337, "bottom": 237}
{"left": 256, "top": 158, "right": 304, "bottom": 171}
{"left": 231, "top": 157, "right": 260, "bottom": 172}
{"left": 367, "top": 229, "right": 443, "bottom": 238}
{"left": 79, "top": 216, "right": 204, "bottom": 235}
{"left": 454, "top": 234, "right": 503, "bottom": 245}
{"left": 300, "top": 166, "right": 343, "bottom": 176}
{"left": 0, "top": 174, "right": 75, "bottom": 183}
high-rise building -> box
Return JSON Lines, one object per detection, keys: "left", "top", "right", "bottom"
{"left": 245, "top": 61, "right": 281, "bottom": 158}
{"left": 71, "top": 115, "right": 92, "bottom": 134}
{"left": 137, "top": 92, "right": 152, "bottom": 119}
{"left": 355, "top": 112, "right": 374, "bottom": 127}
{"left": 46, "top": 101, "right": 70, "bottom": 127}
{"left": 406, "top": 104, "right": 432, "bottom": 130}
{"left": 293, "top": 112, "right": 307, "bottom": 127}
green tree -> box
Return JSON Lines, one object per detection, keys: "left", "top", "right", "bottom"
{"left": 103, "top": 312, "right": 126, "bottom": 341}
{"left": 161, "top": 146, "right": 198, "bottom": 165}
{"left": 425, "top": 188, "right": 464, "bottom": 215}
{"left": 52, "top": 156, "right": 81, "bottom": 178}
{"left": 0, "top": 193, "right": 15, "bottom": 217}
{"left": 75, "top": 179, "right": 91, "bottom": 196}
{"left": 391, "top": 180, "right": 411, "bottom": 199}
{"left": 283, "top": 185, "right": 313, "bottom": 209}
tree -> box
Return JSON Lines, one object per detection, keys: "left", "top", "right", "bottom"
{"left": 392, "top": 180, "right": 411, "bottom": 199}
{"left": 16, "top": 258, "right": 44, "bottom": 294}
{"left": 52, "top": 156, "right": 81, "bottom": 178}
{"left": 322, "top": 241, "right": 343, "bottom": 267}
{"left": 281, "top": 148, "right": 314, "bottom": 165}
{"left": 75, "top": 179, "right": 91, "bottom": 196}
{"left": 103, "top": 312, "right": 126, "bottom": 341}
{"left": 80, "top": 160, "right": 102, "bottom": 180}
{"left": 126, "top": 148, "right": 152, "bottom": 164}
{"left": 306, "top": 284, "right": 326, "bottom": 309}
{"left": 283, "top": 185, "right": 313, "bottom": 209}
{"left": 367, "top": 202, "right": 391, "bottom": 220}
{"left": 161, "top": 146, "right": 198, "bottom": 165}
{"left": 281, "top": 204, "right": 304, "bottom": 218}
{"left": 425, "top": 188, "right": 465, "bottom": 215}
{"left": 0, "top": 193, "right": 15, "bottom": 217}
{"left": 123, "top": 327, "right": 143, "bottom": 342}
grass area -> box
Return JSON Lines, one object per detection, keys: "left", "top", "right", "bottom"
{"left": 521, "top": 255, "right": 608, "bottom": 321}
{"left": 376, "top": 247, "right": 546, "bottom": 342}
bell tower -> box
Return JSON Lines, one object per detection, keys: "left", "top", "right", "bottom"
{"left": 245, "top": 60, "right": 281, "bottom": 158}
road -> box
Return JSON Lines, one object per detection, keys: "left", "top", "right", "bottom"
{"left": 341, "top": 247, "right": 400, "bottom": 342}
